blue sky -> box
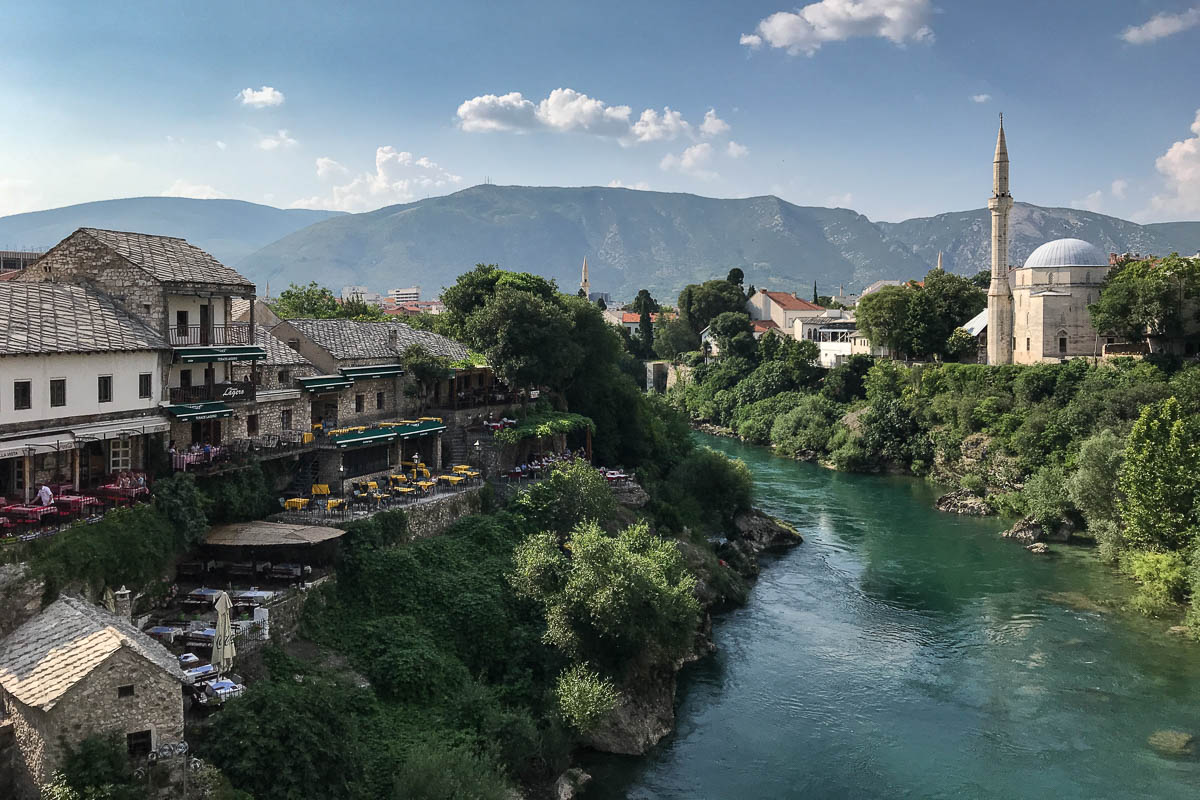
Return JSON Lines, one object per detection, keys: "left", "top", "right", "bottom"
{"left": 3, "top": 0, "right": 1200, "bottom": 222}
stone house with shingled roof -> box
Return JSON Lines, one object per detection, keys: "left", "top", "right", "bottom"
{"left": 0, "top": 595, "right": 185, "bottom": 799}
{"left": 14, "top": 227, "right": 271, "bottom": 450}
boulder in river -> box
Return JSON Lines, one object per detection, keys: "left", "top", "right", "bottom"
{"left": 1148, "top": 729, "right": 1194, "bottom": 757}
{"left": 733, "top": 509, "right": 803, "bottom": 553}
{"left": 935, "top": 489, "right": 993, "bottom": 516}
{"left": 554, "top": 768, "right": 592, "bottom": 800}
{"left": 1025, "top": 542, "right": 1050, "bottom": 555}
{"left": 1001, "top": 515, "right": 1076, "bottom": 544}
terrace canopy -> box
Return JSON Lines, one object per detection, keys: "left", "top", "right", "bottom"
{"left": 339, "top": 364, "right": 405, "bottom": 380}
{"left": 165, "top": 401, "right": 233, "bottom": 421}
{"left": 176, "top": 345, "right": 267, "bottom": 363}
{"left": 298, "top": 375, "right": 354, "bottom": 393}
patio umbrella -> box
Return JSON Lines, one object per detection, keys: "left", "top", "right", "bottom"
{"left": 212, "top": 591, "right": 237, "bottom": 676}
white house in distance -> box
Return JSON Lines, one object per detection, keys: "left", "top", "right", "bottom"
{"left": 793, "top": 309, "right": 857, "bottom": 368}
{"left": 746, "top": 290, "right": 826, "bottom": 331}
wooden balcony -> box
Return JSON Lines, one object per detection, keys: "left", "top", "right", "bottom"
{"left": 169, "top": 323, "right": 253, "bottom": 347}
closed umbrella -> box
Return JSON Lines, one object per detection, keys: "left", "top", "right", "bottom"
{"left": 212, "top": 591, "right": 237, "bottom": 676}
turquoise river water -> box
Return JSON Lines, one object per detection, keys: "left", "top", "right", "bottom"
{"left": 586, "top": 434, "right": 1200, "bottom": 799}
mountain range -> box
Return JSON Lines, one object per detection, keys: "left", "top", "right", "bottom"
{"left": 3, "top": 188, "right": 1198, "bottom": 301}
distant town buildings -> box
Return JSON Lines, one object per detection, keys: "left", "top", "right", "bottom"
{"left": 388, "top": 287, "right": 420, "bottom": 303}
{"left": 340, "top": 285, "right": 383, "bottom": 306}
{"left": 0, "top": 250, "right": 44, "bottom": 276}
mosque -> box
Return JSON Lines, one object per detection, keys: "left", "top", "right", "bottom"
{"left": 983, "top": 118, "right": 1112, "bottom": 364}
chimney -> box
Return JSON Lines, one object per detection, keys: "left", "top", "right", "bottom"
{"left": 113, "top": 585, "right": 132, "bottom": 622}
{"left": 388, "top": 328, "right": 399, "bottom": 352}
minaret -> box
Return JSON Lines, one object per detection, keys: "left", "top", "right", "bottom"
{"left": 986, "top": 115, "right": 1014, "bottom": 365}
{"left": 580, "top": 256, "right": 590, "bottom": 297}
{"left": 936, "top": 251, "right": 943, "bottom": 271}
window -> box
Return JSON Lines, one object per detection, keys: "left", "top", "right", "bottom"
{"left": 180, "top": 369, "right": 192, "bottom": 389}
{"left": 278, "top": 369, "right": 290, "bottom": 385}
{"left": 97, "top": 375, "right": 113, "bottom": 403}
{"left": 50, "top": 379, "right": 66, "bottom": 408}
{"left": 1026, "top": 338, "right": 1030, "bottom": 351}
{"left": 355, "top": 394, "right": 365, "bottom": 413}
{"left": 118, "top": 684, "right": 135, "bottom": 698}
{"left": 281, "top": 409, "right": 293, "bottom": 430}
{"left": 247, "top": 414, "right": 259, "bottom": 436}
{"left": 110, "top": 438, "right": 132, "bottom": 472}
{"left": 176, "top": 309, "right": 189, "bottom": 337}
{"left": 138, "top": 373, "right": 153, "bottom": 399}
{"left": 287, "top": 338, "right": 300, "bottom": 351}
{"left": 142, "top": 303, "right": 151, "bottom": 314}
{"left": 127, "top": 730, "right": 152, "bottom": 757}
{"left": 14, "top": 380, "right": 31, "bottom": 410}
{"left": 376, "top": 391, "right": 384, "bottom": 410}
{"left": 1058, "top": 336, "right": 1068, "bottom": 354}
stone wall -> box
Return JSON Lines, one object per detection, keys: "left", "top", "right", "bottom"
{"left": 404, "top": 486, "right": 483, "bottom": 540}
{"left": 230, "top": 395, "right": 309, "bottom": 441}
{"left": 4, "top": 647, "right": 183, "bottom": 799}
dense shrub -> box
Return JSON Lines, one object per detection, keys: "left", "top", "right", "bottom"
{"left": 662, "top": 447, "right": 753, "bottom": 530}
{"left": 555, "top": 663, "right": 619, "bottom": 732}
{"left": 1023, "top": 464, "right": 1075, "bottom": 529}
{"left": 1124, "top": 550, "right": 1189, "bottom": 616}
{"left": 770, "top": 395, "right": 842, "bottom": 457}
{"left": 511, "top": 460, "right": 618, "bottom": 536}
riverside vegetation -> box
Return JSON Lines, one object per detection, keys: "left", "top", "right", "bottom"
{"left": 669, "top": 257, "right": 1200, "bottom": 636}
{"left": 28, "top": 265, "right": 795, "bottom": 800}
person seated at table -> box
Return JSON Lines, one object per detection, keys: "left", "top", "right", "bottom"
{"left": 36, "top": 484, "right": 53, "bottom": 507}
{"left": 135, "top": 473, "right": 147, "bottom": 488}
{"left": 190, "top": 442, "right": 201, "bottom": 453}
{"left": 116, "top": 472, "right": 130, "bottom": 489}
{"left": 168, "top": 440, "right": 177, "bottom": 455}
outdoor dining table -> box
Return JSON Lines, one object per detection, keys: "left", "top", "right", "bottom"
{"left": 325, "top": 498, "right": 346, "bottom": 512}
{"left": 437, "top": 474, "right": 465, "bottom": 487}
{"left": 415, "top": 480, "right": 437, "bottom": 494}
{"left": 284, "top": 497, "right": 310, "bottom": 511}
{"left": 55, "top": 495, "right": 103, "bottom": 513}
{"left": 178, "top": 652, "right": 201, "bottom": 666}
{"left": 0, "top": 504, "right": 55, "bottom": 522}
{"left": 185, "top": 664, "right": 217, "bottom": 682}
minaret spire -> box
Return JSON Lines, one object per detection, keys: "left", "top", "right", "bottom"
{"left": 580, "top": 256, "right": 590, "bottom": 298}
{"left": 987, "top": 115, "right": 1014, "bottom": 365}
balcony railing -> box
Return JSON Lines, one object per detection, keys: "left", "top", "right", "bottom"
{"left": 169, "top": 382, "right": 257, "bottom": 404}
{"left": 169, "top": 323, "right": 253, "bottom": 347}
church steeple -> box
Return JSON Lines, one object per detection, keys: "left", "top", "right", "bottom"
{"left": 580, "top": 256, "right": 590, "bottom": 297}
{"left": 986, "top": 114, "right": 1014, "bottom": 365}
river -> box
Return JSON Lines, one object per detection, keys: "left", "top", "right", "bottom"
{"left": 585, "top": 434, "right": 1200, "bottom": 799}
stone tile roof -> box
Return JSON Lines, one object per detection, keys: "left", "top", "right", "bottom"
{"left": 247, "top": 325, "right": 312, "bottom": 366}
{"left": 80, "top": 228, "right": 255, "bottom": 289}
{"left": 0, "top": 596, "right": 185, "bottom": 712}
{"left": 286, "top": 318, "right": 470, "bottom": 362}
{"left": 0, "top": 284, "right": 168, "bottom": 355}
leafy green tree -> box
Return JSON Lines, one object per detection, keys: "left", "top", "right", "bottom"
{"left": 59, "top": 734, "right": 143, "bottom": 800}
{"left": 970, "top": 270, "right": 991, "bottom": 289}
{"left": 908, "top": 269, "right": 986, "bottom": 358}
{"left": 391, "top": 741, "right": 512, "bottom": 800}
{"left": 1090, "top": 255, "right": 1200, "bottom": 345}
{"left": 630, "top": 289, "right": 659, "bottom": 316}
{"left": 726, "top": 267, "right": 744, "bottom": 287}
{"left": 1117, "top": 398, "right": 1200, "bottom": 552}
{"left": 511, "top": 461, "right": 617, "bottom": 536}
{"left": 855, "top": 285, "right": 913, "bottom": 356}
{"left": 1065, "top": 429, "right": 1125, "bottom": 525}
{"left": 511, "top": 521, "right": 700, "bottom": 666}
{"left": 945, "top": 327, "right": 977, "bottom": 360}
{"left": 555, "top": 663, "right": 619, "bottom": 732}
{"left": 466, "top": 286, "right": 582, "bottom": 393}
{"left": 339, "top": 293, "right": 389, "bottom": 321}
{"left": 152, "top": 472, "right": 209, "bottom": 547}
{"left": 678, "top": 279, "right": 746, "bottom": 337}
{"left": 1023, "top": 464, "right": 1074, "bottom": 528}
{"left": 708, "top": 311, "right": 756, "bottom": 361}
{"left": 821, "top": 354, "right": 873, "bottom": 402}
{"left": 269, "top": 282, "right": 341, "bottom": 319}
{"left": 402, "top": 344, "right": 453, "bottom": 410}
{"left": 770, "top": 395, "right": 843, "bottom": 456}
{"left": 653, "top": 317, "right": 698, "bottom": 360}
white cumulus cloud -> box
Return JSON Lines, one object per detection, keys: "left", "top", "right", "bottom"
{"left": 215, "top": 140, "right": 227, "bottom": 151}
{"left": 1121, "top": 7, "right": 1200, "bottom": 44}
{"left": 259, "top": 129, "right": 297, "bottom": 151}
{"left": 457, "top": 88, "right": 735, "bottom": 147}
{"left": 1148, "top": 109, "right": 1200, "bottom": 219}
{"left": 1071, "top": 189, "right": 1106, "bottom": 213}
{"left": 161, "top": 179, "right": 227, "bottom": 200}
{"left": 727, "top": 141, "right": 749, "bottom": 158}
{"left": 0, "top": 177, "right": 40, "bottom": 216}
{"left": 699, "top": 109, "right": 731, "bottom": 137}
{"left": 971, "top": 94, "right": 991, "bottom": 103}
{"left": 292, "top": 146, "right": 463, "bottom": 212}
{"left": 661, "top": 142, "right": 717, "bottom": 180}
{"left": 316, "top": 156, "right": 349, "bottom": 179}
{"left": 239, "top": 86, "right": 285, "bottom": 108}
{"left": 741, "top": 0, "right": 934, "bottom": 56}
{"left": 1111, "top": 178, "right": 1129, "bottom": 199}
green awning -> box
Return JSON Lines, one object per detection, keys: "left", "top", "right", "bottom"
{"left": 177, "top": 346, "right": 268, "bottom": 363}
{"left": 165, "top": 401, "right": 233, "bottom": 421}
{"left": 340, "top": 364, "right": 405, "bottom": 380}
{"left": 299, "top": 375, "right": 354, "bottom": 393}
{"left": 395, "top": 420, "right": 447, "bottom": 438}
{"left": 331, "top": 429, "right": 400, "bottom": 448}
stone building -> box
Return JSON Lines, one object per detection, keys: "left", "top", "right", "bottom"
{"left": 13, "top": 228, "right": 267, "bottom": 443}
{"left": 225, "top": 325, "right": 318, "bottom": 443}
{"left": 0, "top": 283, "right": 170, "bottom": 500}
{"left": 746, "top": 290, "right": 826, "bottom": 333}
{"left": 0, "top": 596, "right": 184, "bottom": 799}
{"left": 981, "top": 123, "right": 1112, "bottom": 364}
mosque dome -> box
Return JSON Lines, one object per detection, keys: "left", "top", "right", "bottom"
{"left": 1022, "top": 238, "right": 1106, "bottom": 269}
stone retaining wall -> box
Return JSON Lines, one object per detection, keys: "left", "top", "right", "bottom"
{"left": 405, "top": 487, "right": 483, "bottom": 540}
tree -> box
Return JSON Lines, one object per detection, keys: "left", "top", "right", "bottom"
{"left": 1089, "top": 255, "right": 1200, "bottom": 347}
{"left": 708, "top": 311, "right": 756, "bottom": 361}
{"left": 855, "top": 285, "right": 913, "bottom": 356}
{"left": 465, "top": 286, "right": 582, "bottom": 393}
{"left": 812, "top": 280, "right": 818, "bottom": 304}
{"left": 269, "top": 282, "right": 341, "bottom": 319}
{"left": 678, "top": 279, "right": 746, "bottom": 337}
{"left": 596, "top": 296, "right": 607, "bottom": 311}
{"left": 511, "top": 460, "right": 617, "bottom": 536}
{"left": 630, "top": 289, "right": 660, "bottom": 316}
{"left": 1117, "top": 398, "right": 1200, "bottom": 552}
{"left": 630, "top": 291, "right": 658, "bottom": 359}
{"left": 945, "top": 327, "right": 977, "bottom": 360}
{"left": 907, "top": 269, "right": 986, "bottom": 358}
{"left": 555, "top": 663, "right": 619, "bottom": 733}
{"left": 403, "top": 344, "right": 454, "bottom": 411}
{"left": 339, "top": 293, "right": 388, "bottom": 321}
{"left": 654, "top": 317, "right": 698, "bottom": 360}
{"left": 726, "top": 267, "right": 744, "bottom": 287}
{"left": 510, "top": 520, "right": 700, "bottom": 666}
{"left": 1065, "top": 429, "right": 1125, "bottom": 525}
{"left": 970, "top": 270, "right": 991, "bottom": 289}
